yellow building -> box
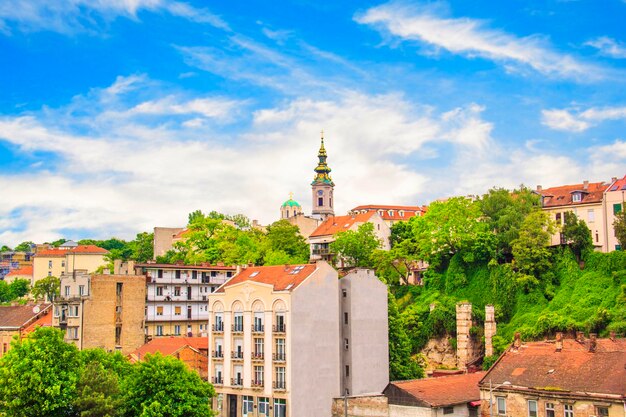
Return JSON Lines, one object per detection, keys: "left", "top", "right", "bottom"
{"left": 32, "top": 244, "right": 109, "bottom": 285}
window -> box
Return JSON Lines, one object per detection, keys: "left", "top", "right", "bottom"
{"left": 496, "top": 397, "right": 506, "bottom": 415}
{"left": 174, "top": 286, "right": 181, "bottom": 296}
{"left": 68, "top": 305, "right": 79, "bottom": 317}
{"left": 233, "top": 312, "right": 243, "bottom": 331}
{"left": 572, "top": 193, "right": 582, "bottom": 203}
{"left": 546, "top": 403, "right": 555, "bottom": 417}
{"left": 233, "top": 365, "right": 243, "bottom": 385}
{"left": 564, "top": 404, "right": 573, "bottom": 417}
{"left": 156, "top": 286, "right": 163, "bottom": 296}
{"left": 54, "top": 306, "right": 59, "bottom": 317}
{"left": 254, "top": 365, "right": 264, "bottom": 385}
{"left": 115, "top": 326, "right": 121, "bottom": 345}
{"left": 254, "top": 312, "right": 264, "bottom": 331}
{"left": 211, "top": 271, "right": 217, "bottom": 277}
{"left": 528, "top": 400, "right": 537, "bottom": 417}
{"left": 175, "top": 270, "right": 181, "bottom": 279}
{"left": 214, "top": 364, "right": 223, "bottom": 384}
{"left": 443, "top": 406, "right": 454, "bottom": 414}
{"left": 242, "top": 396, "right": 254, "bottom": 416}
{"left": 342, "top": 289, "right": 347, "bottom": 298}
{"left": 49, "top": 260, "right": 53, "bottom": 268}
{"left": 614, "top": 203, "right": 622, "bottom": 215}
{"left": 66, "top": 327, "right": 79, "bottom": 340}
{"left": 344, "top": 312, "right": 348, "bottom": 325}
{"left": 157, "top": 269, "right": 163, "bottom": 278}
{"left": 78, "top": 285, "right": 85, "bottom": 296}
{"left": 48, "top": 271, "right": 52, "bottom": 277}
{"left": 214, "top": 313, "right": 223, "bottom": 331}
{"left": 156, "top": 306, "right": 164, "bottom": 316}
{"left": 61, "top": 260, "right": 65, "bottom": 268}
{"left": 275, "top": 338, "right": 285, "bottom": 360}
{"left": 274, "top": 399, "right": 286, "bottom": 417}
{"left": 156, "top": 325, "right": 163, "bottom": 336}
{"left": 588, "top": 209, "right": 595, "bottom": 223}
{"left": 275, "top": 313, "right": 285, "bottom": 332}
{"left": 344, "top": 338, "right": 349, "bottom": 350}
{"left": 597, "top": 407, "right": 609, "bottom": 417}
{"left": 275, "top": 366, "right": 286, "bottom": 389}
{"left": 192, "top": 270, "right": 197, "bottom": 279}
{"left": 174, "top": 306, "right": 181, "bottom": 316}
{"left": 258, "top": 398, "right": 270, "bottom": 417}
{"left": 64, "top": 286, "right": 70, "bottom": 297}
{"left": 318, "top": 197, "right": 324, "bottom": 206}
{"left": 116, "top": 283, "right": 122, "bottom": 297}
{"left": 174, "top": 325, "right": 181, "bottom": 335}
{"left": 255, "top": 338, "right": 264, "bottom": 357}
{"left": 556, "top": 213, "right": 562, "bottom": 224}
{"left": 226, "top": 271, "right": 233, "bottom": 278}
{"left": 345, "top": 365, "right": 349, "bottom": 377}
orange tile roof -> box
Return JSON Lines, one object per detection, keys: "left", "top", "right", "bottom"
{"left": 607, "top": 174, "right": 626, "bottom": 193}
{"left": 35, "top": 245, "right": 109, "bottom": 257}
{"left": 131, "top": 337, "right": 208, "bottom": 360}
{"left": 351, "top": 205, "right": 424, "bottom": 221}
{"left": 387, "top": 371, "right": 486, "bottom": 407}
{"left": 309, "top": 212, "right": 376, "bottom": 237}
{"left": 22, "top": 307, "right": 53, "bottom": 335}
{"left": 0, "top": 304, "right": 51, "bottom": 329}
{"left": 6, "top": 266, "right": 33, "bottom": 277}
{"left": 216, "top": 264, "right": 317, "bottom": 293}
{"left": 538, "top": 182, "right": 608, "bottom": 208}
{"left": 173, "top": 228, "right": 190, "bottom": 239}
{"left": 482, "top": 338, "right": 626, "bottom": 396}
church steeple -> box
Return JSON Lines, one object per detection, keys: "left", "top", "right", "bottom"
{"left": 311, "top": 130, "right": 335, "bottom": 219}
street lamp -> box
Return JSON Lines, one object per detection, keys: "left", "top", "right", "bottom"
{"left": 489, "top": 380, "right": 511, "bottom": 417}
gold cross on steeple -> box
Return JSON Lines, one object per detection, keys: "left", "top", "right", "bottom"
{"left": 289, "top": 192, "right": 294, "bottom": 200}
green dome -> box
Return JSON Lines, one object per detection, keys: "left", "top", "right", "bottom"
{"left": 282, "top": 199, "right": 301, "bottom": 208}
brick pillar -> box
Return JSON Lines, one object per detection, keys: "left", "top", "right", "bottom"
{"left": 484, "top": 305, "right": 496, "bottom": 357}
{"left": 456, "top": 302, "right": 472, "bottom": 370}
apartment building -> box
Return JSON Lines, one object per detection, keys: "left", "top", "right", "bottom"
{"left": 207, "top": 261, "right": 388, "bottom": 417}
{"left": 349, "top": 204, "right": 426, "bottom": 227}
{"left": 32, "top": 244, "right": 109, "bottom": 285}
{"left": 134, "top": 262, "right": 236, "bottom": 339}
{"left": 52, "top": 271, "right": 146, "bottom": 354}
{"left": 480, "top": 333, "right": 625, "bottom": 417}
{"left": 604, "top": 175, "right": 626, "bottom": 251}
{"left": 308, "top": 212, "right": 391, "bottom": 263}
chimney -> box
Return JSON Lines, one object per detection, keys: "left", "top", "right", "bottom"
{"left": 555, "top": 332, "right": 563, "bottom": 352}
{"left": 612, "top": 177, "right": 618, "bottom": 183}
{"left": 583, "top": 180, "right": 589, "bottom": 190}
{"left": 576, "top": 331, "right": 585, "bottom": 343}
{"left": 484, "top": 305, "right": 496, "bottom": 357}
{"left": 513, "top": 332, "right": 521, "bottom": 349}
{"left": 610, "top": 331, "right": 616, "bottom": 342}
{"left": 113, "top": 259, "right": 122, "bottom": 274}
{"left": 127, "top": 260, "right": 135, "bottom": 274}
{"left": 589, "top": 333, "right": 597, "bottom": 353}
{"left": 536, "top": 185, "right": 542, "bottom": 192}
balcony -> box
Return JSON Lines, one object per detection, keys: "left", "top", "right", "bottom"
{"left": 273, "top": 381, "right": 286, "bottom": 391}
{"left": 252, "top": 324, "right": 264, "bottom": 333}
{"left": 273, "top": 324, "right": 286, "bottom": 334}
{"left": 251, "top": 379, "right": 264, "bottom": 389}
{"left": 212, "top": 323, "right": 224, "bottom": 332}
{"left": 231, "top": 377, "right": 243, "bottom": 388}
{"left": 212, "top": 376, "right": 223, "bottom": 385}
{"left": 232, "top": 324, "right": 244, "bottom": 334}
{"left": 312, "top": 247, "right": 332, "bottom": 256}
{"left": 231, "top": 351, "right": 244, "bottom": 361}
{"left": 211, "top": 350, "right": 224, "bottom": 359}
{"left": 273, "top": 353, "right": 286, "bottom": 362}
{"left": 252, "top": 352, "right": 264, "bottom": 361}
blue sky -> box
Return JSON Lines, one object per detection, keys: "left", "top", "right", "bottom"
{"left": 1, "top": 0, "right": 626, "bottom": 246}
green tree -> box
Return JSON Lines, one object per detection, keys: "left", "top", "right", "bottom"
{"left": 264, "top": 220, "right": 309, "bottom": 264}
{"left": 562, "top": 211, "right": 593, "bottom": 260}
{"left": 14, "top": 241, "right": 34, "bottom": 252}
{"left": 49, "top": 238, "right": 68, "bottom": 247}
{"left": 129, "top": 232, "right": 154, "bottom": 263}
{"left": 9, "top": 279, "right": 30, "bottom": 299}
{"left": 0, "top": 281, "right": 11, "bottom": 302}
{"left": 330, "top": 222, "right": 382, "bottom": 268}
{"left": 32, "top": 275, "right": 61, "bottom": 301}
{"left": 0, "top": 327, "right": 80, "bottom": 417}
{"left": 0, "top": 245, "right": 11, "bottom": 252}
{"left": 511, "top": 211, "right": 555, "bottom": 283}
{"left": 388, "top": 292, "right": 423, "bottom": 380}
{"left": 121, "top": 353, "right": 215, "bottom": 417}
{"left": 614, "top": 209, "right": 626, "bottom": 250}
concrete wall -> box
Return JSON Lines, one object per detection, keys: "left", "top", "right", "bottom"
{"left": 291, "top": 261, "right": 341, "bottom": 417}
{"left": 287, "top": 214, "right": 320, "bottom": 238}
{"left": 332, "top": 395, "right": 389, "bottom": 417}
{"left": 153, "top": 227, "right": 184, "bottom": 259}
{"left": 340, "top": 268, "right": 389, "bottom": 396}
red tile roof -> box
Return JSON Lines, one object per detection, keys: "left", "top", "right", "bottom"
{"left": 351, "top": 205, "right": 424, "bottom": 221}
{"left": 387, "top": 372, "right": 486, "bottom": 407}
{"left": 538, "top": 182, "right": 608, "bottom": 208}
{"left": 130, "top": 337, "right": 208, "bottom": 360}
{"left": 6, "top": 266, "right": 33, "bottom": 277}
{"left": 310, "top": 212, "right": 376, "bottom": 237}
{"left": 216, "top": 264, "right": 317, "bottom": 293}
{"left": 34, "top": 245, "right": 109, "bottom": 257}
{"left": 481, "top": 338, "right": 626, "bottom": 396}
{"left": 22, "top": 307, "right": 53, "bottom": 335}
{"left": 0, "top": 304, "right": 52, "bottom": 330}
{"left": 607, "top": 174, "right": 626, "bottom": 193}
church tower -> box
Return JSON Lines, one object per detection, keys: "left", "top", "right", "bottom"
{"left": 311, "top": 131, "right": 335, "bottom": 219}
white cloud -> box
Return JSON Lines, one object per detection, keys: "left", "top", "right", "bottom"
{"left": 0, "top": 0, "right": 227, "bottom": 35}
{"left": 542, "top": 106, "right": 626, "bottom": 132}
{"left": 355, "top": 2, "right": 601, "bottom": 80}
{"left": 585, "top": 36, "right": 626, "bottom": 59}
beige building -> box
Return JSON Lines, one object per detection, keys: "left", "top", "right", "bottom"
{"left": 480, "top": 333, "right": 625, "bottom": 417}
{"left": 52, "top": 271, "right": 146, "bottom": 354}
{"left": 134, "top": 262, "right": 236, "bottom": 339}
{"left": 32, "top": 244, "right": 109, "bottom": 285}
{"left": 349, "top": 204, "right": 426, "bottom": 228}
{"left": 537, "top": 181, "right": 609, "bottom": 250}
{"left": 208, "top": 261, "right": 388, "bottom": 417}
{"left": 153, "top": 227, "right": 185, "bottom": 259}
{"left": 308, "top": 212, "right": 391, "bottom": 264}
{"left": 604, "top": 175, "right": 626, "bottom": 251}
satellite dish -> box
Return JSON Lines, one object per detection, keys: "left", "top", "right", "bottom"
{"left": 32, "top": 306, "right": 41, "bottom": 314}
